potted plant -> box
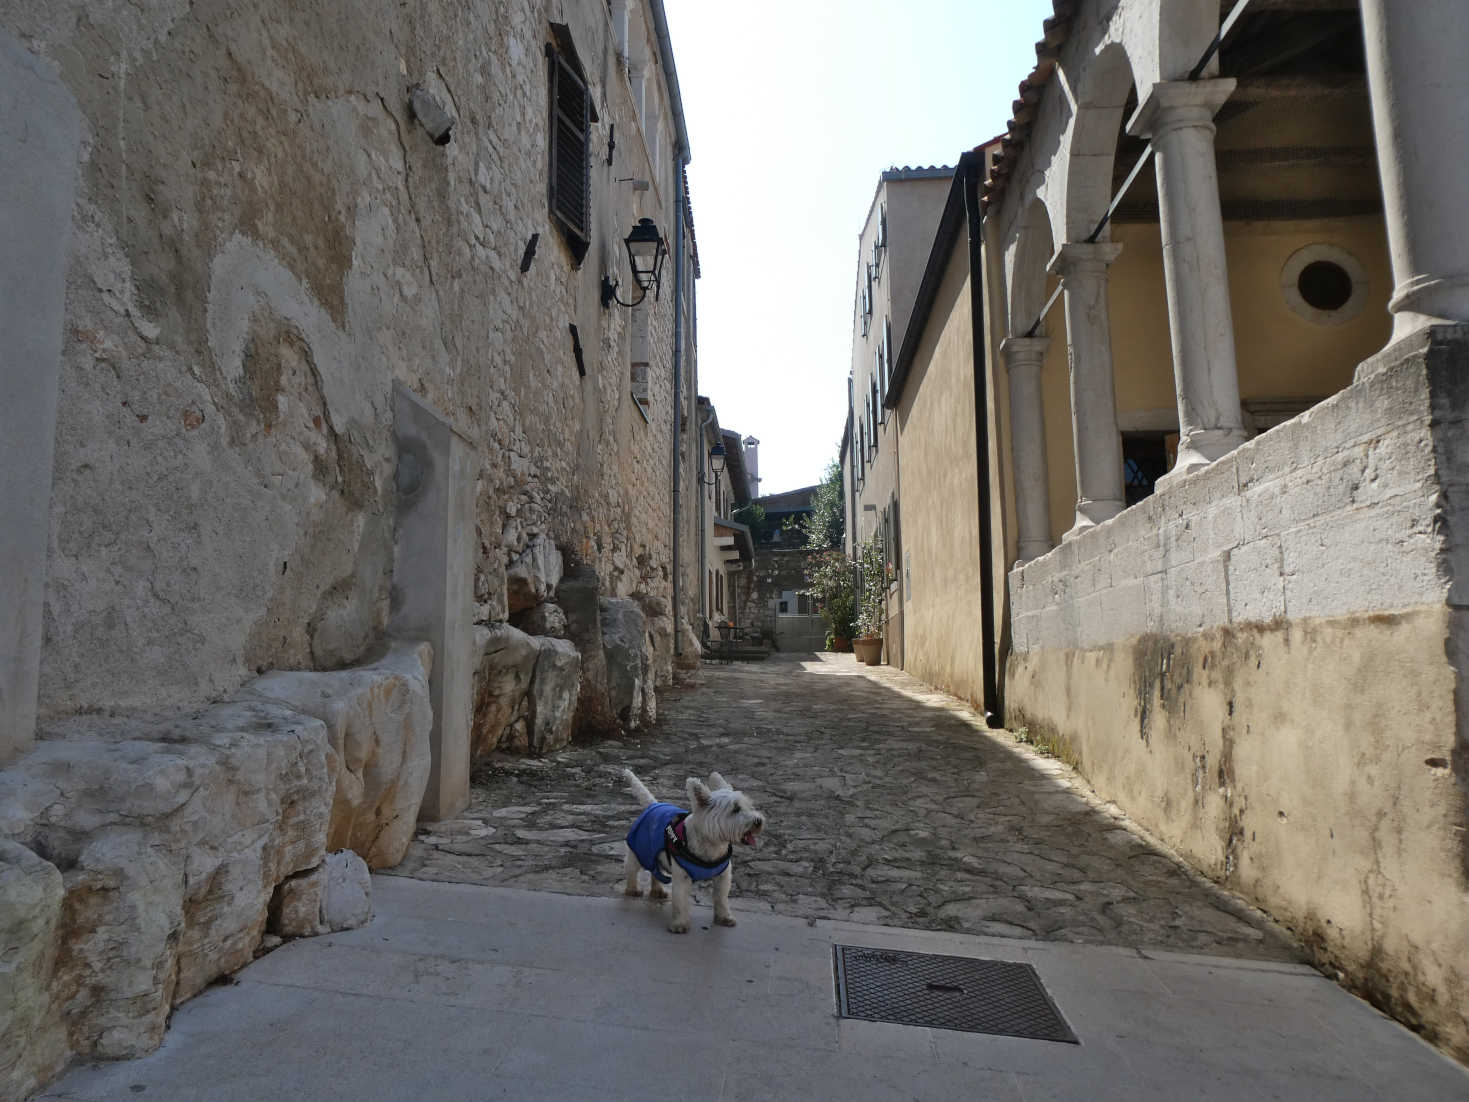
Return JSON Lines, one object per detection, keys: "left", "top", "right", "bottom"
{"left": 852, "top": 536, "right": 886, "bottom": 666}
{"left": 803, "top": 549, "right": 856, "bottom": 652}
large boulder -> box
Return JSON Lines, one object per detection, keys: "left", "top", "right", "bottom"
{"left": 469, "top": 623, "right": 539, "bottom": 760}
{"left": 505, "top": 534, "right": 563, "bottom": 613}
{"left": 512, "top": 600, "right": 569, "bottom": 639}
{"left": 557, "top": 565, "right": 618, "bottom": 737}
{"left": 0, "top": 701, "right": 332, "bottom": 1065}
{"left": 600, "top": 597, "right": 651, "bottom": 730}
{"left": 526, "top": 637, "right": 581, "bottom": 755}
{"left": 636, "top": 593, "right": 675, "bottom": 689}
{"left": 0, "top": 840, "right": 66, "bottom": 1101}
{"left": 238, "top": 642, "right": 432, "bottom": 869}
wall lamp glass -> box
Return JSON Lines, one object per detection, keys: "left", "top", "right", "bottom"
{"left": 697, "top": 442, "right": 726, "bottom": 485}
{"left": 601, "top": 218, "right": 667, "bottom": 308}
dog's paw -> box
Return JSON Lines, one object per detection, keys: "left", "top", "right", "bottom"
{"left": 623, "top": 886, "right": 643, "bottom": 897}
{"left": 714, "top": 914, "right": 737, "bottom": 927}
{"left": 648, "top": 883, "right": 668, "bottom": 900}
{"left": 667, "top": 920, "right": 690, "bottom": 934}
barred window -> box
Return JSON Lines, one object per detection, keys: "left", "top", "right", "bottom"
{"left": 547, "top": 25, "right": 597, "bottom": 263}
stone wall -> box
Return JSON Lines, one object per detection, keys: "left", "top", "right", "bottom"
{"left": 1005, "top": 327, "right": 1469, "bottom": 1061}
{"left": 738, "top": 549, "right": 820, "bottom": 642}
{"left": 0, "top": 0, "right": 701, "bottom": 744}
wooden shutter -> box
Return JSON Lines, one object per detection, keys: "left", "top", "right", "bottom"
{"left": 548, "top": 42, "right": 591, "bottom": 258}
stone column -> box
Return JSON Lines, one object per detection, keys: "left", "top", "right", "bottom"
{"left": 390, "top": 384, "right": 476, "bottom": 821}
{"left": 1359, "top": 0, "right": 1469, "bottom": 344}
{"left": 1049, "top": 242, "right": 1126, "bottom": 539}
{"left": 1129, "top": 80, "right": 1249, "bottom": 483}
{"left": 1000, "top": 337, "right": 1054, "bottom": 562}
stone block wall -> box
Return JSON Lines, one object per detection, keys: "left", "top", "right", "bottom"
{"left": 0, "top": 0, "right": 699, "bottom": 738}
{"left": 1005, "top": 327, "right": 1469, "bottom": 1061}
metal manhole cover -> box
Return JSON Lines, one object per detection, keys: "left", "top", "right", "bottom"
{"left": 833, "top": 945, "right": 1078, "bottom": 1043}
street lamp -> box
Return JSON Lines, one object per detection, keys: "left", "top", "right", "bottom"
{"left": 601, "top": 218, "right": 668, "bottom": 308}
{"left": 698, "top": 442, "right": 726, "bottom": 486}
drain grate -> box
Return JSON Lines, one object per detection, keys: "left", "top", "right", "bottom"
{"left": 833, "top": 945, "right": 1078, "bottom": 1043}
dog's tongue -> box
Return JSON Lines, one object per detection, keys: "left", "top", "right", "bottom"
{"left": 742, "top": 830, "right": 759, "bottom": 847}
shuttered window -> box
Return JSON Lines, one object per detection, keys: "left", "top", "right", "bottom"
{"left": 547, "top": 29, "right": 593, "bottom": 262}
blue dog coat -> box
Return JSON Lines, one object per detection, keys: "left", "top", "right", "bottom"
{"left": 626, "top": 802, "right": 732, "bottom": 884}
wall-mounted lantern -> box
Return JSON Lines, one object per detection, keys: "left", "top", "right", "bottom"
{"left": 698, "top": 442, "right": 726, "bottom": 485}
{"left": 601, "top": 218, "right": 667, "bottom": 308}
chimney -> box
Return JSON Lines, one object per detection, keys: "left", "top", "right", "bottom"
{"left": 742, "top": 436, "right": 760, "bottom": 498}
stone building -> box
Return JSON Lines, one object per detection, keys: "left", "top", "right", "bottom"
{"left": 880, "top": 0, "right": 1469, "bottom": 1063}
{"left": 841, "top": 166, "right": 951, "bottom": 665}
{"left": 692, "top": 397, "right": 755, "bottom": 638}
{"left": 0, "top": 1, "right": 713, "bottom": 1094}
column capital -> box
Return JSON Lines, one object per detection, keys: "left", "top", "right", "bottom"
{"left": 1047, "top": 241, "right": 1124, "bottom": 280}
{"left": 1127, "top": 78, "right": 1236, "bottom": 141}
{"left": 1000, "top": 336, "right": 1049, "bottom": 372}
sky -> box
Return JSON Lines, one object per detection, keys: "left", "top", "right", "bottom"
{"left": 662, "top": 0, "right": 1058, "bottom": 496}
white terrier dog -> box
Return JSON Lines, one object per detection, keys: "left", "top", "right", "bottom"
{"left": 621, "top": 767, "right": 766, "bottom": 933}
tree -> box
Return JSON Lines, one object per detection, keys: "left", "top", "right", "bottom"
{"left": 731, "top": 502, "right": 771, "bottom": 543}
{"left": 801, "top": 459, "right": 845, "bottom": 550}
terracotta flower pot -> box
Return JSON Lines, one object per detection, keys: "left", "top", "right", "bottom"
{"left": 853, "top": 636, "right": 883, "bottom": 666}
{"left": 832, "top": 635, "right": 853, "bottom": 653}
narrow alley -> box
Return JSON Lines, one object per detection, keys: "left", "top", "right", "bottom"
{"left": 393, "top": 654, "right": 1294, "bottom": 961}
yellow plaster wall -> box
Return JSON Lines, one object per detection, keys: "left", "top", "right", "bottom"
{"left": 895, "top": 244, "right": 987, "bottom": 709}
{"left": 1031, "top": 215, "right": 1392, "bottom": 547}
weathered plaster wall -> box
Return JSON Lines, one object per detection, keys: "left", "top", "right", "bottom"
{"left": 1006, "top": 330, "right": 1469, "bottom": 1060}
{"left": 895, "top": 242, "right": 988, "bottom": 709}
{"left": 0, "top": 0, "right": 698, "bottom": 724}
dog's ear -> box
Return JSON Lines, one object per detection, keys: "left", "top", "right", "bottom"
{"left": 707, "top": 772, "right": 729, "bottom": 792}
{"left": 686, "top": 777, "right": 712, "bottom": 809}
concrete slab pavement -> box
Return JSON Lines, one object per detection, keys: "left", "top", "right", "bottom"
{"left": 41, "top": 876, "right": 1469, "bottom": 1101}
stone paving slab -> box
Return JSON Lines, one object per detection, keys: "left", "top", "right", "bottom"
{"left": 43, "top": 878, "right": 1469, "bottom": 1101}
{"left": 388, "top": 653, "right": 1301, "bottom": 961}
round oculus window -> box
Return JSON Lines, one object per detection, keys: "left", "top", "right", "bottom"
{"left": 1281, "top": 245, "right": 1369, "bottom": 325}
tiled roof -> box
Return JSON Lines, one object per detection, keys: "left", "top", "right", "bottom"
{"left": 881, "top": 164, "right": 955, "bottom": 182}
{"left": 980, "top": 0, "right": 1076, "bottom": 214}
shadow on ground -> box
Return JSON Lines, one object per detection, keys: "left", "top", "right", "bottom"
{"left": 388, "top": 652, "right": 1300, "bottom": 961}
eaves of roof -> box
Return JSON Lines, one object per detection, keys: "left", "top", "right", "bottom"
{"left": 713, "top": 518, "right": 756, "bottom": 562}
{"left": 980, "top": 0, "right": 1076, "bottom": 215}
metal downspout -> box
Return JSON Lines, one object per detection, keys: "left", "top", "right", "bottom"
{"left": 698, "top": 407, "right": 716, "bottom": 627}
{"left": 964, "top": 156, "right": 1000, "bottom": 725}
{"left": 671, "top": 169, "right": 687, "bottom": 655}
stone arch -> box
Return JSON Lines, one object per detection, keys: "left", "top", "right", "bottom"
{"left": 1005, "top": 196, "right": 1058, "bottom": 339}
{"left": 1061, "top": 41, "right": 1138, "bottom": 241}
{"left": 1118, "top": 0, "right": 1221, "bottom": 87}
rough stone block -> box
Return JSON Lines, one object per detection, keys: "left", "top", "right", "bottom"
{"left": 238, "top": 641, "right": 432, "bottom": 869}
{"left": 511, "top": 601, "right": 568, "bottom": 638}
{"left": 557, "top": 565, "right": 617, "bottom": 738}
{"left": 321, "top": 850, "right": 372, "bottom": 931}
{"left": 0, "top": 839, "right": 65, "bottom": 1101}
{"left": 0, "top": 700, "right": 331, "bottom": 1064}
{"left": 635, "top": 592, "right": 674, "bottom": 689}
{"left": 600, "top": 597, "right": 650, "bottom": 730}
{"left": 469, "top": 623, "right": 539, "bottom": 760}
{"left": 526, "top": 637, "right": 580, "bottom": 755}
{"left": 506, "top": 534, "right": 564, "bottom": 613}
{"left": 1158, "top": 558, "right": 1229, "bottom": 636}
{"left": 1280, "top": 501, "right": 1442, "bottom": 620}
{"left": 1225, "top": 538, "right": 1285, "bottom": 625}
{"left": 269, "top": 850, "right": 371, "bottom": 936}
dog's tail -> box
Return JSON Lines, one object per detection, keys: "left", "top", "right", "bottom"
{"left": 621, "top": 767, "right": 657, "bottom": 809}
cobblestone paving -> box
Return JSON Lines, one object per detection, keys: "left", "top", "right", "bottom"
{"left": 388, "top": 653, "right": 1301, "bottom": 960}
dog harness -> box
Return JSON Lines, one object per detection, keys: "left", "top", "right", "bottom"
{"left": 625, "top": 802, "right": 732, "bottom": 884}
